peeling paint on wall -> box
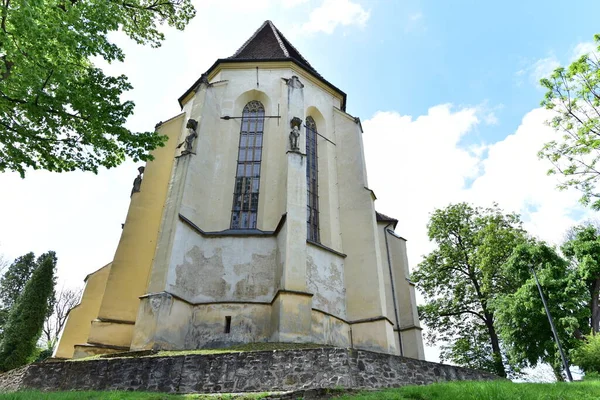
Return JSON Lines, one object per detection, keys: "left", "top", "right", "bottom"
{"left": 306, "top": 247, "right": 346, "bottom": 318}
{"left": 168, "top": 223, "right": 277, "bottom": 303}
{"left": 311, "top": 310, "right": 350, "bottom": 347}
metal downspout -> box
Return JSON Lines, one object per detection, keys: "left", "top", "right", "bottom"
{"left": 383, "top": 222, "right": 403, "bottom": 356}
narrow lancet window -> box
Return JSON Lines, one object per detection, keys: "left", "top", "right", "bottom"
{"left": 231, "top": 100, "right": 265, "bottom": 229}
{"left": 306, "top": 116, "right": 320, "bottom": 242}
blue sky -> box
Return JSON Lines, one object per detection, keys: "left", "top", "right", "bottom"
{"left": 294, "top": 1, "right": 600, "bottom": 143}
{"left": 1, "top": 0, "right": 599, "bottom": 364}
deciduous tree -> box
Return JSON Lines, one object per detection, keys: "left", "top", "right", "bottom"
{"left": 412, "top": 203, "right": 527, "bottom": 377}
{"left": 539, "top": 35, "right": 600, "bottom": 209}
{"left": 562, "top": 224, "right": 600, "bottom": 333}
{"left": 493, "top": 241, "right": 588, "bottom": 380}
{"left": 0, "top": 0, "right": 195, "bottom": 176}
{"left": 41, "top": 286, "right": 82, "bottom": 350}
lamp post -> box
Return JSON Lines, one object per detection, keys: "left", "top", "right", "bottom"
{"left": 529, "top": 265, "right": 573, "bottom": 382}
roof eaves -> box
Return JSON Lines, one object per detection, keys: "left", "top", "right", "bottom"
{"left": 376, "top": 211, "right": 399, "bottom": 229}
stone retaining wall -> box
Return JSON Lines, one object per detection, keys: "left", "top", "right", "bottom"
{"left": 0, "top": 348, "right": 498, "bottom": 394}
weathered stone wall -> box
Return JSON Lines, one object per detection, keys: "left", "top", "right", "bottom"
{"left": 0, "top": 348, "right": 498, "bottom": 394}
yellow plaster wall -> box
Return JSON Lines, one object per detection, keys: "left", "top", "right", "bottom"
{"left": 310, "top": 310, "right": 350, "bottom": 347}
{"left": 84, "top": 114, "right": 184, "bottom": 350}
{"left": 377, "top": 222, "right": 424, "bottom": 359}
{"left": 176, "top": 66, "right": 342, "bottom": 237}
{"left": 179, "top": 71, "right": 287, "bottom": 234}
{"left": 53, "top": 263, "right": 111, "bottom": 359}
{"left": 335, "top": 110, "right": 387, "bottom": 321}
{"left": 271, "top": 292, "right": 313, "bottom": 343}
{"left": 350, "top": 319, "right": 397, "bottom": 354}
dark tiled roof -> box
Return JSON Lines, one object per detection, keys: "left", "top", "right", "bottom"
{"left": 376, "top": 211, "right": 398, "bottom": 228}
{"left": 178, "top": 20, "right": 347, "bottom": 110}
{"left": 229, "top": 20, "right": 322, "bottom": 79}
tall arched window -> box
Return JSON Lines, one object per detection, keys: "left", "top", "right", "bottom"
{"left": 306, "top": 116, "right": 320, "bottom": 242}
{"left": 231, "top": 100, "right": 265, "bottom": 229}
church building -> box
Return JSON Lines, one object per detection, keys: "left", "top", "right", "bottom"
{"left": 55, "top": 20, "right": 425, "bottom": 360}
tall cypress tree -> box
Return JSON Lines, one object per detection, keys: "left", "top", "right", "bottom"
{"left": 0, "top": 252, "right": 56, "bottom": 372}
{"left": 0, "top": 253, "right": 37, "bottom": 342}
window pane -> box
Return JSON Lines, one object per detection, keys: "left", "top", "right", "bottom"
{"left": 306, "top": 117, "right": 320, "bottom": 242}
{"left": 253, "top": 163, "right": 260, "bottom": 177}
{"left": 231, "top": 101, "right": 265, "bottom": 229}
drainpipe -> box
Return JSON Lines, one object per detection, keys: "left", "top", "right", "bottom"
{"left": 383, "top": 222, "right": 403, "bottom": 356}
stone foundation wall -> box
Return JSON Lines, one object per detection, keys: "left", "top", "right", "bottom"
{"left": 0, "top": 348, "right": 498, "bottom": 394}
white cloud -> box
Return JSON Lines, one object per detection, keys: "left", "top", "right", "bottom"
{"left": 518, "top": 39, "right": 600, "bottom": 88}
{"left": 363, "top": 104, "right": 483, "bottom": 261}
{"left": 483, "top": 112, "right": 498, "bottom": 125}
{"left": 475, "top": 101, "right": 502, "bottom": 126}
{"left": 363, "top": 105, "right": 594, "bottom": 272}
{"left": 572, "top": 41, "right": 599, "bottom": 60}
{"left": 530, "top": 56, "right": 560, "bottom": 82}
{"left": 301, "top": 0, "right": 370, "bottom": 34}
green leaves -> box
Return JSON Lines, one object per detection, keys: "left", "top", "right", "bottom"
{"left": 539, "top": 34, "right": 600, "bottom": 209}
{"left": 412, "top": 203, "right": 527, "bottom": 377}
{"left": 0, "top": 0, "right": 195, "bottom": 176}
{"left": 493, "top": 241, "right": 588, "bottom": 373}
{"left": 0, "top": 251, "right": 56, "bottom": 372}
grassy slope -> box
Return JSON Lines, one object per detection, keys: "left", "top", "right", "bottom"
{"left": 2, "top": 381, "right": 600, "bottom": 399}
{"left": 338, "top": 380, "right": 600, "bottom": 399}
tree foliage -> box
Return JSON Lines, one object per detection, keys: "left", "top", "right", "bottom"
{"left": 562, "top": 224, "right": 600, "bottom": 333}
{"left": 539, "top": 34, "right": 600, "bottom": 209}
{"left": 412, "top": 203, "right": 527, "bottom": 377}
{"left": 572, "top": 333, "right": 600, "bottom": 374}
{"left": 0, "top": 0, "right": 196, "bottom": 176}
{"left": 0, "top": 252, "right": 36, "bottom": 342}
{"left": 0, "top": 251, "right": 56, "bottom": 372}
{"left": 493, "top": 241, "right": 588, "bottom": 379}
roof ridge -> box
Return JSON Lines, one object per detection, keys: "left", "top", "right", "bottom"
{"left": 268, "top": 20, "right": 289, "bottom": 57}
{"left": 271, "top": 24, "right": 315, "bottom": 71}
{"left": 231, "top": 20, "right": 271, "bottom": 58}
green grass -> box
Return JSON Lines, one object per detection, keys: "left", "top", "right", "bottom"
{"left": 4, "top": 381, "right": 600, "bottom": 400}
{"left": 337, "top": 380, "right": 600, "bottom": 399}
{"left": 0, "top": 392, "right": 270, "bottom": 400}
{"left": 70, "top": 342, "right": 328, "bottom": 362}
